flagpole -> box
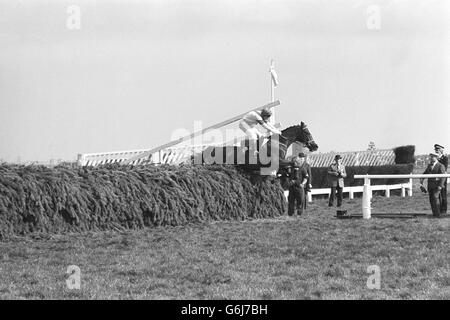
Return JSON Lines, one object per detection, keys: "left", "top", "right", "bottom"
{"left": 270, "top": 59, "right": 275, "bottom": 125}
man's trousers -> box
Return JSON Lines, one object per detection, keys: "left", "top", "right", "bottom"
{"left": 329, "top": 186, "right": 343, "bottom": 207}
{"left": 428, "top": 187, "right": 442, "bottom": 217}
{"left": 439, "top": 183, "right": 447, "bottom": 214}
{"left": 288, "top": 186, "right": 305, "bottom": 216}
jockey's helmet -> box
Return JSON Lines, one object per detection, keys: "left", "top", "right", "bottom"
{"left": 260, "top": 108, "right": 272, "bottom": 119}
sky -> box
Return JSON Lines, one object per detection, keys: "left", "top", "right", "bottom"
{"left": 0, "top": 0, "right": 449, "bottom": 162}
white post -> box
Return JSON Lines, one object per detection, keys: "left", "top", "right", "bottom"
{"left": 269, "top": 59, "right": 276, "bottom": 125}
{"left": 385, "top": 186, "right": 390, "bottom": 198}
{"left": 77, "top": 154, "right": 85, "bottom": 166}
{"left": 408, "top": 174, "right": 413, "bottom": 197}
{"left": 307, "top": 192, "right": 312, "bottom": 203}
{"left": 362, "top": 177, "right": 371, "bottom": 219}
{"left": 401, "top": 186, "right": 406, "bottom": 197}
{"left": 349, "top": 189, "right": 354, "bottom": 200}
{"left": 270, "top": 60, "right": 275, "bottom": 103}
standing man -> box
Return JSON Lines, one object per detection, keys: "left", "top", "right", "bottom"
{"left": 287, "top": 156, "right": 309, "bottom": 216}
{"left": 299, "top": 152, "right": 313, "bottom": 209}
{"left": 327, "top": 155, "right": 347, "bottom": 207}
{"left": 434, "top": 144, "right": 448, "bottom": 214}
{"left": 420, "top": 152, "right": 446, "bottom": 217}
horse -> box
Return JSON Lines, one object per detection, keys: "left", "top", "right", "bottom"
{"left": 193, "top": 122, "right": 318, "bottom": 174}
{"left": 258, "top": 121, "right": 318, "bottom": 165}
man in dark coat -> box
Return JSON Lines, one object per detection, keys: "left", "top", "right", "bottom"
{"left": 434, "top": 144, "right": 448, "bottom": 214}
{"left": 287, "top": 155, "right": 309, "bottom": 216}
{"left": 299, "top": 152, "right": 312, "bottom": 209}
{"left": 420, "top": 152, "right": 447, "bottom": 217}
{"left": 327, "top": 155, "right": 347, "bottom": 207}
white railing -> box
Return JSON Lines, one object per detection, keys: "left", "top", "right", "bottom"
{"left": 307, "top": 182, "right": 413, "bottom": 201}
{"left": 354, "top": 174, "right": 450, "bottom": 219}
{"left": 122, "top": 100, "right": 280, "bottom": 165}
{"left": 284, "top": 181, "right": 413, "bottom": 203}
{"left": 78, "top": 100, "right": 280, "bottom": 167}
{"left": 77, "top": 144, "right": 221, "bottom": 167}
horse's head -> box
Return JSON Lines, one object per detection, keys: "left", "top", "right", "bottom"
{"left": 298, "top": 122, "right": 318, "bottom": 152}
{"left": 281, "top": 122, "right": 318, "bottom": 152}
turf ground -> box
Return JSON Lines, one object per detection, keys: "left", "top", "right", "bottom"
{"left": 0, "top": 184, "right": 448, "bottom": 300}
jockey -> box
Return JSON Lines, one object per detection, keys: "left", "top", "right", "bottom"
{"left": 239, "top": 108, "right": 282, "bottom": 142}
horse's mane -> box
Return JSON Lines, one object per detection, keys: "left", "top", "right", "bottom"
{"left": 281, "top": 124, "right": 302, "bottom": 133}
{"left": 284, "top": 124, "right": 301, "bottom": 130}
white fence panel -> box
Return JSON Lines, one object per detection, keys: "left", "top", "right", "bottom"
{"left": 354, "top": 174, "right": 450, "bottom": 219}
{"left": 307, "top": 149, "right": 395, "bottom": 167}
{"left": 293, "top": 182, "right": 413, "bottom": 203}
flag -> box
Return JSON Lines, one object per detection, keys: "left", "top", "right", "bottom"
{"left": 270, "top": 66, "right": 279, "bottom": 87}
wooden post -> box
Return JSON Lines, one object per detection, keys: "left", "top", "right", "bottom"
{"left": 362, "top": 177, "right": 371, "bottom": 219}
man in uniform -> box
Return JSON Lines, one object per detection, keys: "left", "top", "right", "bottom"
{"left": 287, "top": 155, "right": 309, "bottom": 216}
{"left": 434, "top": 144, "right": 448, "bottom": 214}
{"left": 420, "top": 152, "right": 447, "bottom": 217}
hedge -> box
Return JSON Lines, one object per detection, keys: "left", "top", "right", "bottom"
{"left": 0, "top": 164, "right": 286, "bottom": 240}
{"left": 393, "top": 145, "right": 415, "bottom": 164}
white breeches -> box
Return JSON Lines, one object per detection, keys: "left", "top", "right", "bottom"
{"left": 239, "top": 121, "right": 260, "bottom": 140}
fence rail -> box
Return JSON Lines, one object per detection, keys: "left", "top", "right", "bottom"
{"left": 308, "top": 182, "right": 412, "bottom": 201}
{"left": 354, "top": 173, "right": 450, "bottom": 219}
{"left": 78, "top": 100, "right": 280, "bottom": 167}
{"left": 284, "top": 181, "right": 413, "bottom": 203}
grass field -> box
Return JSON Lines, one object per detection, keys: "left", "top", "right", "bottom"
{"left": 0, "top": 182, "right": 449, "bottom": 300}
